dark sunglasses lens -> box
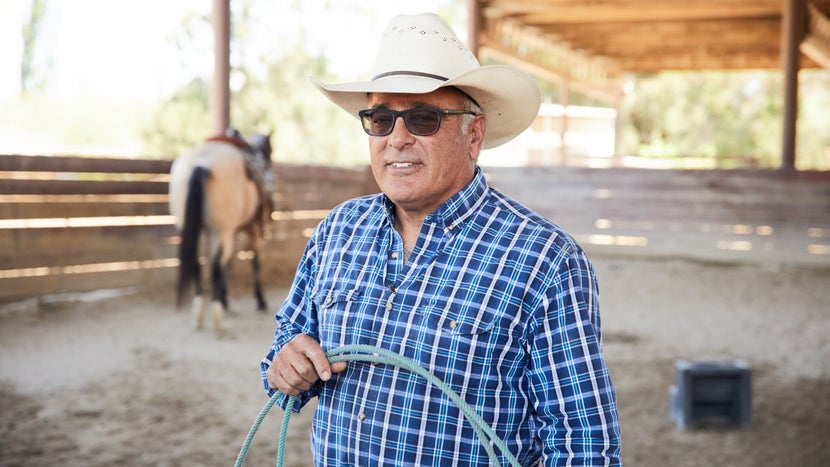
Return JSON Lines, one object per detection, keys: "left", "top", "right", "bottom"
{"left": 404, "top": 109, "right": 441, "bottom": 135}
{"left": 362, "top": 109, "right": 395, "bottom": 135}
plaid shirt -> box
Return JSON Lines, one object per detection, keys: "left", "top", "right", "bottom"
{"left": 261, "top": 168, "right": 622, "bottom": 466}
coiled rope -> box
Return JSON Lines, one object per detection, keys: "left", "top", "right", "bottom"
{"left": 235, "top": 344, "right": 520, "bottom": 467}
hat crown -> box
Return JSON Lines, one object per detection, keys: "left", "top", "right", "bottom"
{"left": 371, "top": 13, "right": 480, "bottom": 83}
{"left": 310, "top": 12, "right": 541, "bottom": 150}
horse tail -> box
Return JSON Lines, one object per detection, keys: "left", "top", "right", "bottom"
{"left": 176, "top": 165, "right": 210, "bottom": 308}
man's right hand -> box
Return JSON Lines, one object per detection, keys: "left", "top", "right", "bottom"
{"left": 265, "top": 334, "right": 348, "bottom": 396}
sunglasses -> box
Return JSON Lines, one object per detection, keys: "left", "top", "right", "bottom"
{"left": 358, "top": 106, "right": 478, "bottom": 137}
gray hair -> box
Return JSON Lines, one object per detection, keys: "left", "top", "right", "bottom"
{"left": 460, "top": 97, "right": 483, "bottom": 135}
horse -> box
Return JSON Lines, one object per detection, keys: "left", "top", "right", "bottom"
{"left": 168, "top": 129, "right": 275, "bottom": 334}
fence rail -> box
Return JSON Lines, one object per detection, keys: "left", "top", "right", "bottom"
{"left": 2, "top": 154, "right": 828, "bottom": 306}
{"left": 0, "top": 155, "right": 377, "bottom": 305}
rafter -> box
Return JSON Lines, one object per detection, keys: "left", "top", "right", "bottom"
{"left": 802, "top": 2, "right": 830, "bottom": 69}
{"left": 474, "top": 0, "right": 830, "bottom": 73}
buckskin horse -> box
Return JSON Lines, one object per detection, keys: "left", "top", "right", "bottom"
{"left": 168, "top": 129, "right": 274, "bottom": 334}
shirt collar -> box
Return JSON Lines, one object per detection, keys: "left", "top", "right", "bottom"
{"left": 382, "top": 166, "right": 487, "bottom": 232}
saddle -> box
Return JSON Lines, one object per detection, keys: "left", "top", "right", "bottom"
{"left": 206, "top": 130, "right": 275, "bottom": 229}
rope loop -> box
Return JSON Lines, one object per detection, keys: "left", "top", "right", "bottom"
{"left": 235, "top": 344, "right": 521, "bottom": 467}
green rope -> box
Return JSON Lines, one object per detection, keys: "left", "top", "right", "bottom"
{"left": 235, "top": 344, "right": 521, "bottom": 467}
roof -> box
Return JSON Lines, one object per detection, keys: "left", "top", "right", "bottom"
{"left": 472, "top": 0, "right": 830, "bottom": 99}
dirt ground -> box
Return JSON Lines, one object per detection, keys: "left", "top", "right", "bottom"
{"left": 2, "top": 252, "right": 830, "bottom": 466}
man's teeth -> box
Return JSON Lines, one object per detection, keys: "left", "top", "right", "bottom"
{"left": 391, "top": 162, "right": 413, "bottom": 168}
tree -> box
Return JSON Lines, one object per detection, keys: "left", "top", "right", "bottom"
{"left": 617, "top": 70, "right": 830, "bottom": 170}
{"left": 20, "top": 0, "right": 49, "bottom": 93}
{"left": 141, "top": 79, "right": 211, "bottom": 158}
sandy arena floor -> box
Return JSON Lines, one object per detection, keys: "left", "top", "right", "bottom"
{"left": 2, "top": 252, "right": 829, "bottom": 466}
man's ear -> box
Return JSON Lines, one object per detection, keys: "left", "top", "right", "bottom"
{"left": 469, "top": 115, "right": 487, "bottom": 161}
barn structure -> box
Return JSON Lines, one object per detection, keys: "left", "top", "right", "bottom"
{"left": 207, "top": 0, "right": 830, "bottom": 169}
{"left": 1, "top": 1, "right": 829, "bottom": 308}
{"left": 464, "top": 0, "right": 830, "bottom": 170}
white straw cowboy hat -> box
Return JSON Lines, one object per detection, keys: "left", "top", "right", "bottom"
{"left": 310, "top": 12, "right": 541, "bottom": 149}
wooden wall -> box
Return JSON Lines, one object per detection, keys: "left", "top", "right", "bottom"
{"left": 3, "top": 154, "right": 828, "bottom": 306}
{"left": 0, "top": 155, "right": 377, "bottom": 305}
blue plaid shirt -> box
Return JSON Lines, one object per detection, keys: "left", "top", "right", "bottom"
{"left": 262, "top": 168, "right": 622, "bottom": 466}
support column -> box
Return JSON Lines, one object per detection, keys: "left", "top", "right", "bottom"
{"left": 467, "top": 0, "right": 482, "bottom": 57}
{"left": 211, "top": 0, "right": 231, "bottom": 136}
{"left": 558, "top": 81, "right": 570, "bottom": 166}
{"left": 780, "top": 0, "right": 806, "bottom": 170}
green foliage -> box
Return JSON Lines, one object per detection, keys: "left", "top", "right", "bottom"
{"left": 229, "top": 50, "right": 367, "bottom": 166}
{"left": 21, "top": 0, "right": 49, "bottom": 93}
{"left": 140, "top": 79, "right": 211, "bottom": 158}
{"left": 617, "top": 70, "right": 830, "bottom": 169}
{"left": 796, "top": 71, "right": 830, "bottom": 169}
{"left": 1, "top": 92, "right": 152, "bottom": 155}
{"left": 139, "top": 1, "right": 368, "bottom": 165}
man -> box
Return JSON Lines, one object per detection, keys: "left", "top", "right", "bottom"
{"left": 262, "top": 12, "right": 622, "bottom": 466}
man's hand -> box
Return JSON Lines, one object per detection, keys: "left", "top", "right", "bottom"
{"left": 266, "top": 334, "right": 348, "bottom": 396}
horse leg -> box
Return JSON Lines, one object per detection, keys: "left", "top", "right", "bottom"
{"left": 191, "top": 295, "right": 205, "bottom": 330}
{"left": 192, "top": 246, "right": 205, "bottom": 330}
{"left": 248, "top": 227, "right": 267, "bottom": 311}
{"left": 252, "top": 253, "right": 267, "bottom": 311}
{"left": 210, "top": 244, "right": 228, "bottom": 333}
{"left": 209, "top": 231, "right": 236, "bottom": 334}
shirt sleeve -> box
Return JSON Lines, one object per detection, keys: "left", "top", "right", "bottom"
{"left": 259, "top": 225, "right": 323, "bottom": 411}
{"left": 529, "top": 248, "right": 622, "bottom": 466}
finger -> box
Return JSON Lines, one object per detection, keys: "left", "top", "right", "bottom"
{"left": 266, "top": 364, "right": 295, "bottom": 395}
{"left": 269, "top": 350, "right": 312, "bottom": 394}
{"left": 289, "top": 355, "right": 320, "bottom": 385}
{"left": 270, "top": 362, "right": 311, "bottom": 396}
{"left": 288, "top": 335, "right": 337, "bottom": 382}
{"left": 306, "top": 349, "right": 334, "bottom": 382}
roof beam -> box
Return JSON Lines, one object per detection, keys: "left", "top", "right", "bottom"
{"left": 484, "top": 0, "right": 784, "bottom": 24}
{"left": 478, "top": 17, "right": 624, "bottom": 103}
{"left": 801, "top": 2, "right": 830, "bottom": 68}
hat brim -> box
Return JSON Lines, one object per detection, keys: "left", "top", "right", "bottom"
{"left": 311, "top": 65, "right": 541, "bottom": 150}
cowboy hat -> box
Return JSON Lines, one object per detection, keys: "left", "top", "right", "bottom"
{"left": 310, "top": 12, "right": 541, "bottom": 149}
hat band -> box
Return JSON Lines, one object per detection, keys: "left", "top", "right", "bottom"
{"left": 372, "top": 70, "right": 448, "bottom": 82}
{"left": 370, "top": 71, "right": 482, "bottom": 108}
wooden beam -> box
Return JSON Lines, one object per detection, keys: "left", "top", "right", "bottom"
{"left": 484, "top": 0, "right": 784, "bottom": 24}
{"left": 780, "top": 0, "right": 806, "bottom": 171}
{"left": 801, "top": 2, "right": 830, "bottom": 68}
{"left": 0, "top": 155, "right": 172, "bottom": 173}
{"left": 468, "top": 0, "right": 482, "bottom": 58}
{"left": 542, "top": 18, "right": 781, "bottom": 48}
{"left": 479, "top": 47, "right": 624, "bottom": 104}
{"left": 211, "top": 0, "right": 231, "bottom": 136}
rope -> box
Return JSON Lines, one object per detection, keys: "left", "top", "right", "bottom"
{"left": 235, "top": 344, "right": 521, "bottom": 467}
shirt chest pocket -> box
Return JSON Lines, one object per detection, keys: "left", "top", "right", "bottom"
{"left": 314, "top": 287, "right": 363, "bottom": 347}
{"left": 425, "top": 299, "right": 498, "bottom": 336}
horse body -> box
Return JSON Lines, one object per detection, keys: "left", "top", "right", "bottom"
{"left": 169, "top": 132, "right": 273, "bottom": 333}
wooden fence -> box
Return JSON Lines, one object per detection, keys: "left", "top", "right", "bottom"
{"left": 3, "top": 154, "right": 829, "bottom": 306}
{"left": 0, "top": 155, "right": 377, "bottom": 305}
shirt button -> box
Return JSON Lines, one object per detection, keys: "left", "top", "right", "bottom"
{"left": 449, "top": 320, "right": 458, "bottom": 329}
{"left": 391, "top": 251, "right": 399, "bottom": 259}
{"left": 325, "top": 296, "right": 332, "bottom": 304}
{"left": 385, "top": 301, "right": 393, "bottom": 311}
{"left": 358, "top": 412, "right": 366, "bottom": 421}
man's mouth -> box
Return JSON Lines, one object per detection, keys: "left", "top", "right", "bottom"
{"left": 389, "top": 162, "right": 415, "bottom": 168}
